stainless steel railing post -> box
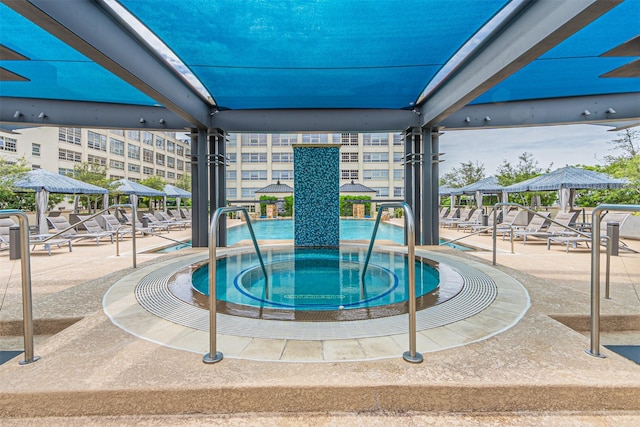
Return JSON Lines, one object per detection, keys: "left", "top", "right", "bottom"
{"left": 363, "top": 202, "right": 422, "bottom": 364}
{"left": 586, "top": 204, "right": 640, "bottom": 358}
{"left": 204, "top": 207, "right": 268, "bottom": 364}
{"left": 0, "top": 209, "right": 40, "bottom": 365}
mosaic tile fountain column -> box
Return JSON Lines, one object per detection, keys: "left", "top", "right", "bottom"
{"left": 293, "top": 144, "right": 340, "bottom": 247}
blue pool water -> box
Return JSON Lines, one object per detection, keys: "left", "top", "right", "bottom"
{"left": 190, "top": 247, "right": 439, "bottom": 311}
{"left": 228, "top": 219, "right": 404, "bottom": 245}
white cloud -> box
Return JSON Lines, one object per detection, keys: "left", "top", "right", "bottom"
{"left": 439, "top": 124, "right": 620, "bottom": 176}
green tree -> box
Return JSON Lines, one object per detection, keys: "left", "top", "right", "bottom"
{"left": 259, "top": 195, "right": 278, "bottom": 216}
{"left": 140, "top": 175, "right": 167, "bottom": 191}
{"left": 576, "top": 129, "right": 640, "bottom": 206}
{"left": 441, "top": 161, "right": 485, "bottom": 188}
{"left": 339, "top": 195, "right": 371, "bottom": 216}
{"left": 496, "top": 152, "right": 554, "bottom": 207}
{"left": 71, "top": 162, "right": 110, "bottom": 211}
{"left": 174, "top": 173, "right": 191, "bottom": 191}
{"left": 0, "top": 157, "right": 30, "bottom": 210}
{"left": 283, "top": 195, "right": 294, "bottom": 217}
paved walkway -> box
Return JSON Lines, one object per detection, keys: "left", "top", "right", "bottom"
{"left": 1, "top": 216, "right": 640, "bottom": 424}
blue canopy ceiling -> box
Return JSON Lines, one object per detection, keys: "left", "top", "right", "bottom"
{"left": 0, "top": 0, "right": 638, "bottom": 131}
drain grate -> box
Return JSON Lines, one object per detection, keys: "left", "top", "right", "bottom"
{"left": 134, "top": 253, "right": 498, "bottom": 341}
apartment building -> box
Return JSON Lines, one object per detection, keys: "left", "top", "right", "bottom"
{"left": 0, "top": 127, "right": 191, "bottom": 184}
{"left": 2, "top": 128, "right": 406, "bottom": 205}
{"left": 225, "top": 132, "right": 406, "bottom": 203}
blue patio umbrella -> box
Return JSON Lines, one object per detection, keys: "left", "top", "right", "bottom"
{"left": 111, "top": 179, "right": 166, "bottom": 208}
{"left": 163, "top": 184, "right": 191, "bottom": 212}
{"left": 13, "top": 169, "right": 108, "bottom": 234}
{"left": 451, "top": 177, "right": 504, "bottom": 209}
{"left": 503, "top": 166, "right": 627, "bottom": 211}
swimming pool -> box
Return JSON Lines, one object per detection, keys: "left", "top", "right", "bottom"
{"left": 166, "top": 245, "right": 465, "bottom": 321}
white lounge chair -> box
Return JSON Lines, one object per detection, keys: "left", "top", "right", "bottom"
{"left": 0, "top": 218, "right": 72, "bottom": 255}
{"left": 46, "top": 216, "right": 113, "bottom": 246}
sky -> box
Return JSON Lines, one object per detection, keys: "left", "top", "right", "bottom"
{"left": 438, "top": 123, "right": 624, "bottom": 176}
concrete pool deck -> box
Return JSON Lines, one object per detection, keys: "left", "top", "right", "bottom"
{"left": 1, "top": 218, "right": 640, "bottom": 424}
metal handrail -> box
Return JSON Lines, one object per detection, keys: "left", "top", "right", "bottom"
{"left": 491, "top": 202, "right": 590, "bottom": 266}
{"left": 587, "top": 204, "right": 640, "bottom": 358}
{"left": 0, "top": 209, "right": 40, "bottom": 365}
{"left": 204, "top": 207, "right": 268, "bottom": 364}
{"left": 363, "top": 202, "right": 422, "bottom": 364}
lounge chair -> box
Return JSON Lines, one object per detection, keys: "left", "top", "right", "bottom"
{"left": 77, "top": 215, "right": 118, "bottom": 242}
{"left": 47, "top": 216, "right": 113, "bottom": 246}
{"left": 169, "top": 209, "right": 184, "bottom": 221}
{"left": 155, "top": 211, "right": 190, "bottom": 229}
{"left": 502, "top": 212, "right": 550, "bottom": 240}
{"left": 0, "top": 218, "right": 72, "bottom": 255}
{"left": 457, "top": 209, "right": 491, "bottom": 232}
{"left": 469, "top": 209, "right": 522, "bottom": 234}
{"left": 441, "top": 208, "right": 475, "bottom": 229}
{"left": 438, "top": 207, "right": 449, "bottom": 219}
{"left": 513, "top": 211, "right": 578, "bottom": 245}
{"left": 547, "top": 212, "right": 632, "bottom": 252}
{"left": 180, "top": 208, "right": 192, "bottom": 220}
{"left": 142, "top": 213, "right": 173, "bottom": 232}
{"left": 101, "top": 214, "right": 140, "bottom": 238}
{"left": 439, "top": 208, "right": 460, "bottom": 227}
{"left": 122, "top": 213, "right": 166, "bottom": 234}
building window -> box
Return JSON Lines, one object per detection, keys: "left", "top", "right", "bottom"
{"left": 226, "top": 170, "right": 237, "bottom": 181}
{"left": 127, "top": 130, "right": 140, "bottom": 141}
{"left": 176, "top": 145, "right": 185, "bottom": 156}
{"left": 167, "top": 156, "right": 175, "bottom": 168}
{"left": 341, "top": 152, "right": 358, "bottom": 162}
{"left": 167, "top": 171, "right": 175, "bottom": 179}
{"left": 372, "top": 187, "right": 389, "bottom": 197}
{"left": 363, "top": 152, "right": 388, "bottom": 162}
{"left": 58, "top": 148, "right": 82, "bottom": 162}
{"left": 363, "top": 133, "right": 389, "bottom": 146}
{"left": 394, "top": 187, "right": 404, "bottom": 197}
{"left": 341, "top": 133, "right": 358, "bottom": 145}
{"left": 177, "top": 159, "right": 184, "bottom": 171}
{"left": 87, "top": 154, "right": 107, "bottom": 166}
{"left": 156, "top": 169, "right": 165, "bottom": 177}
{"left": 110, "top": 160, "right": 125, "bottom": 170}
{"left": 32, "top": 164, "right": 40, "bottom": 169}
{"left": 272, "top": 134, "right": 297, "bottom": 146}
{"left": 241, "top": 133, "right": 267, "bottom": 146}
{"left": 393, "top": 152, "right": 404, "bottom": 163}
{"left": 167, "top": 141, "right": 175, "bottom": 153}
{"left": 363, "top": 169, "right": 389, "bottom": 180}
{"left": 142, "top": 131, "right": 153, "bottom": 145}
{"left": 302, "top": 134, "right": 328, "bottom": 144}
{"left": 241, "top": 170, "right": 267, "bottom": 180}
{"left": 143, "top": 149, "right": 153, "bottom": 163}
{"left": 341, "top": 169, "right": 358, "bottom": 180}
{"left": 393, "top": 133, "right": 403, "bottom": 145}
{"left": 32, "top": 143, "right": 40, "bottom": 156}
{"left": 110, "top": 129, "right": 124, "bottom": 136}
{"left": 272, "top": 170, "right": 293, "bottom": 180}
{"left": 0, "top": 136, "right": 17, "bottom": 152}
{"left": 226, "top": 153, "right": 236, "bottom": 163}
{"left": 143, "top": 166, "right": 153, "bottom": 175}
{"left": 227, "top": 188, "right": 237, "bottom": 198}
{"left": 58, "top": 127, "right": 81, "bottom": 145}
{"left": 156, "top": 153, "right": 165, "bottom": 165}
{"left": 109, "top": 138, "right": 125, "bottom": 156}
{"left": 241, "top": 188, "right": 259, "bottom": 198}
{"left": 59, "top": 167, "right": 74, "bottom": 176}
{"left": 109, "top": 174, "right": 124, "bottom": 180}
{"left": 272, "top": 152, "right": 293, "bottom": 163}
{"left": 241, "top": 153, "right": 267, "bottom": 163}
{"left": 129, "top": 177, "right": 140, "bottom": 183}
{"left": 394, "top": 169, "right": 404, "bottom": 180}
{"left": 127, "top": 143, "right": 140, "bottom": 160}
{"left": 87, "top": 131, "right": 107, "bottom": 151}
{"left": 128, "top": 163, "right": 141, "bottom": 173}
{"left": 155, "top": 136, "right": 165, "bottom": 150}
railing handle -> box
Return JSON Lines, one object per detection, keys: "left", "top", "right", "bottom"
{"left": 204, "top": 207, "right": 268, "bottom": 364}
{"left": 363, "top": 202, "right": 422, "bottom": 364}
